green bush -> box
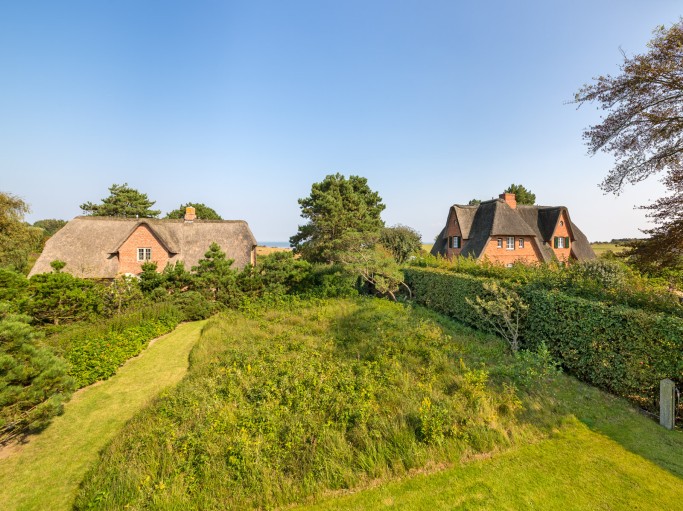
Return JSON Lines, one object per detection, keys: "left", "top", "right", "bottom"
{"left": 171, "top": 291, "right": 221, "bottom": 321}
{"left": 403, "top": 267, "right": 492, "bottom": 330}
{"left": 523, "top": 289, "right": 683, "bottom": 405}
{"left": 45, "top": 303, "right": 183, "bottom": 388}
{"left": 405, "top": 267, "right": 683, "bottom": 408}
{"left": 0, "top": 309, "right": 74, "bottom": 444}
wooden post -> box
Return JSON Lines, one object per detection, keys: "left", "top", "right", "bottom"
{"left": 660, "top": 379, "right": 676, "bottom": 430}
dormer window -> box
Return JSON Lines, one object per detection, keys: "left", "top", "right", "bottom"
{"left": 554, "top": 237, "right": 569, "bottom": 249}
{"left": 448, "top": 236, "right": 461, "bottom": 249}
{"left": 137, "top": 248, "right": 152, "bottom": 261}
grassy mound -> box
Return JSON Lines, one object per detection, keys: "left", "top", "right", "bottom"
{"left": 74, "top": 298, "right": 560, "bottom": 510}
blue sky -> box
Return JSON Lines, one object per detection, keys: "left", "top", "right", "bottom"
{"left": 1, "top": 1, "right": 681, "bottom": 242}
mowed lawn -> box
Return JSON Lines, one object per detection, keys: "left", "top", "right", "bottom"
{"left": 0, "top": 320, "right": 206, "bottom": 511}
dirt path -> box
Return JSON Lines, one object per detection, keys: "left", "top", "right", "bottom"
{"left": 0, "top": 320, "right": 206, "bottom": 511}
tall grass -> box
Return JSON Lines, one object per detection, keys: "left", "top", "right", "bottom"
{"left": 74, "top": 298, "right": 559, "bottom": 510}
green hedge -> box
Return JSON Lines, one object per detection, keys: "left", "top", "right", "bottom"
{"left": 404, "top": 267, "right": 683, "bottom": 406}
{"left": 44, "top": 303, "right": 183, "bottom": 388}
{"left": 403, "top": 268, "right": 492, "bottom": 331}
{"left": 523, "top": 289, "right": 683, "bottom": 404}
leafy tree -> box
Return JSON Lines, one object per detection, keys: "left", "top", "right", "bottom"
{"left": 165, "top": 203, "right": 222, "bottom": 220}
{"left": 574, "top": 20, "right": 683, "bottom": 268}
{"left": 33, "top": 219, "right": 67, "bottom": 237}
{"left": 380, "top": 224, "right": 423, "bottom": 264}
{"left": 336, "top": 232, "right": 410, "bottom": 301}
{"left": 0, "top": 192, "right": 43, "bottom": 272}
{"left": 468, "top": 199, "right": 481, "bottom": 206}
{"left": 80, "top": 183, "right": 160, "bottom": 218}
{"left": 0, "top": 307, "right": 75, "bottom": 444}
{"left": 0, "top": 268, "right": 29, "bottom": 305}
{"left": 466, "top": 282, "right": 528, "bottom": 353}
{"left": 98, "top": 276, "right": 144, "bottom": 316}
{"left": 138, "top": 262, "right": 165, "bottom": 294}
{"left": 192, "top": 243, "right": 242, "bottom": 306}
{"left": 504, "top": 184, "right": 536, "bottom": 205}
{"left": 290, "top": 174, "right": 386, "bottom": 263}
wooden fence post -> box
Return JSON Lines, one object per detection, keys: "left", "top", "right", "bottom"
{"left": 660, "top": 379, "right": 676, "bottom": 430}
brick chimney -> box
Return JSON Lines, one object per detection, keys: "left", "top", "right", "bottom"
{"left": 184, "top": 206, "right": 196, "bottom": 222}
{"left": 499, "top": 192, "right": 517, "bottom": 209}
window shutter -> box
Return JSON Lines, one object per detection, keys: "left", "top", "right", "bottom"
{"left": 565, "top": 237, "right": 570, "bottom": 247}
{"left": 553, "top": 237, "right": 558, "bottom": 249}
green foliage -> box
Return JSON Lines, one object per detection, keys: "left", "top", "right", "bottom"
{"left": 49, "top": 259, "right": 66, "bottom": 273}
{"left": 256, "top": 251, "right": 313, "bottom": 295}
{"left": 0, "top": 192, "right": 43, "bottom": 272}
{"left": 74, "top": 299, "right": 531, "bottom": 510}
{"left": 45, "top": 303, "right": 183, "bottom": 388}
{"left": 25, "top": 272, "right": 102, "bottom": 325}
{"left": 467, "top": 198, "right": 481, "bottom": 206}
{"left": 380, "top": 224, "right": 423, "bottom": 264}
{"left": 80, "top": 183, "right": 161, "bottom": 218}
{"left": 170, "top": 291, "right": 220, "bottom": 321}
{"left": 504, "top": 184, "right": 536, "bottom": 205}
{"left": 337, "top": 232, "right": 407, "bottom": 300}
{"left": 165, "top": 202, "right": 222, "bottom": 220}
{"left": 290, "top": 174, "right": 386, "bottom": 263}
{"left": 467, "top": 281, "right": 528, "bottom": 353}
{"left": 32, "top": 219, "right": 67, "bottom": 237}
{"left": 0, "top": 308, "right": 74, "bottom": 444}
{"left": 192, "top": 242, "right": 242, "bottom": 306}
{"left": 97, "top": 276, "right": 144, "bottom": 316}
{"left": 0, "top": 268, "right": 28, "bottom": 305}
{"left": 405, "top": 266, "right": 683, "bottom": 409}
{"left": 523, "top": 289, "right": 683, "bottom": 406}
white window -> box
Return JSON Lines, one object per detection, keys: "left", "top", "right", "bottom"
{"left": 507, "top": 236, "right": 515, "bottom": 250}
{"left": 519, "top": 238, "right": 524, "bottom": 249}
{"left": 497, "top": 238, "right": 503, "bottom": 248}
{"left": 557, "top": 237, "right": 565, "bottom": 249}
{"left": 449, "top": 236, "right": 461, "bottom": 249}
{"left": 137, "top": 248, "right": 152, "bottom": 261}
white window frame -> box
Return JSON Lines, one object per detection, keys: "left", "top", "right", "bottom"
{"left": 137, "top": 248, "right": 152, "bottom": 261}
{"left": 519, "top": 238, "right": 524, "bottom": 249}
{"left": 557, "top": 237, "right": 565, "bottom": 249}
{"left": 506, "top": 236, "right": 515, "bottom": 250}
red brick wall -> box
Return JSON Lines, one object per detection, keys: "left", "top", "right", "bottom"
{"left": 118, "top": 224, "right": 170, "bottom": 275}
{"left": 551, "top": 211, "right": 572, "bottom": 261}
{"left": 481, "top": 235, "right": 542, "bottom": 265}
{"left": 444, "top": 209, "right": 465, "bottom": 258}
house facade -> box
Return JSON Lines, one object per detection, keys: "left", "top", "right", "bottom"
{"left": 29, "top": 207, "right": 258, "bottom": 278}
{"left": 431, "top": 192, "right": 595, "bottom": 265}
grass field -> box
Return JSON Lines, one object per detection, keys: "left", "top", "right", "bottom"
{"left": 0, "top": 321, "right": 205, "bottom": 511}
{"left": 590, "top": 242, "right": 628, "bottom": 257}
{"left": 71, "top": 298, "right": 683, "bottom": 510}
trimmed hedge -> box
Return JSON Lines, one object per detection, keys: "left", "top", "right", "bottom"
{"left": 44, "top": 303, "right": 183, "bottom": 388}
{"left": 523, "top": 289, "right": 683, "bottom": 404}
{"left": 403, "top": 268, "right": 492, "bottom": 331}
{"left": 404, "top": 267, "right": 683, "bottom": 406}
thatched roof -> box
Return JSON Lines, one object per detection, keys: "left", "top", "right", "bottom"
{"left": 29, "top": 216, "right": 257, "bottom": 278}
{"left": 431, "top": 198, "right": 596, "bottom": 262}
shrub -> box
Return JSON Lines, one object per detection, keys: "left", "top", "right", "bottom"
{"left": 45, "top": 303, "right": 182, "bottom": 388}
{"left": 0, "top": 308, "right": 74, "bottom": 444}
{"left": 171, "top": 291, "right": 220, "bottom": 321}
{"left": 24, "top": 272, "right": 102, "bottom": 325}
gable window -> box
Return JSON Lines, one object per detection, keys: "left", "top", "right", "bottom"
{"left": 518, "top": 238, "right": 524, "bottom": 248}
{"left": 506, "top": 236, "right": 514, "bottom": 250}
{"left": 449, "top": 236, "right": 461, "bottom": 249}
{"left": 554, "top": 237, "right": 570, "bottom": 249}
{"left": 497, "top": 238, "right": 503, "bottom": 248}
{"left": 137, "top": 248, "right": 152, "bottom": 261}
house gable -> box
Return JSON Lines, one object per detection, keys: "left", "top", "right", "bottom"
{"left": 117, "top": 223, "right": 171, "bottom": 275}
{"left": 550, "top": 210, "right": 573, "bottom": 261}
{"left": 444, "top": 207, "right": 465, "bottom": 256}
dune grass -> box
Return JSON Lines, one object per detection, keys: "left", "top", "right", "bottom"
{"left": 0, "top": 320, "right": 205, "bottom": 511}
{"left": 294, "top": 417, "right": 683, "bottom": 511}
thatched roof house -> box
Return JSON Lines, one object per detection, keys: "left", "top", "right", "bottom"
{"left": 29, "top": 208, "right": 257, "bottom": 278}
{"left": 431, "top": 192, "right": 595, "bottom": 265}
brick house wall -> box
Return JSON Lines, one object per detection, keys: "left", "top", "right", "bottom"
{"left": 444, "top": 209, "right": 465, "bottom": 258}
{"left": 551, "top": 211, "right": 572, "bottom": 261}
{"left": 482, "top": 235, "right": 543, "bottom": 265}
{"left": 118, "top": 224, "right": 170, "bottom": 275}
